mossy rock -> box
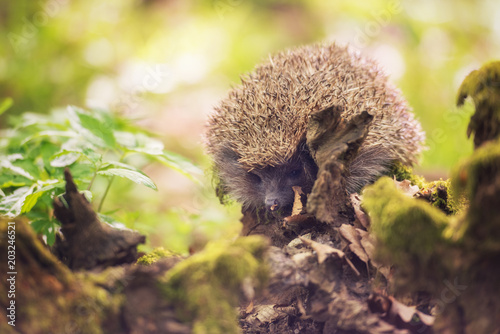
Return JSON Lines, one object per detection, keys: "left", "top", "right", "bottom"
{"left": 362, "top": 177, "right": 455, "bottom": 292}
{"left": 159, "top": 236, "right": 269, "bottom": 334}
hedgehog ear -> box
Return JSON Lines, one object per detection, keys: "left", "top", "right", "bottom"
{"left": 217, "top": 147, "right": 240, "bottom": 163}
{"left": 215, "top": 147, "right": 247, "bottom": 178}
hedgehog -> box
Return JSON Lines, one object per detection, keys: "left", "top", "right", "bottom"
{"left": 206, "top": 43, "right": 425, "bottom": 218}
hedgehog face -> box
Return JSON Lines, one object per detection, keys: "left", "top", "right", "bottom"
{"left": 216, "top": 147, "right": 317, "bottom": 217}
{"left": 250, "top": 160, "right": 314, "bottom": 217}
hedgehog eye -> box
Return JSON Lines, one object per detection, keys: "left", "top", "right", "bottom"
{"left": 289, "top": 169, "right": 302, "bottom": 178}
{"left": 248, "top": 172, "right": 262, "bottom": 184}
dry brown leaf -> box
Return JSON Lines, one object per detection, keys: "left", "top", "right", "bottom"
{"left": 245, "top": 300, "right": 254, "bottom": 314}
{"left": 393, "top": 178, "right": 420, "bottom": 197}
{"left": 357, "top": 228, "right": 375, "bottom": 259}
{"left": 338, "top": 225, "right": 392, "bottom": 279}
{"left": 389, "top": 297, "right": 434, "bottom": 325}
{"left": 368, "top": 293, "right": 435, "bottom": 333}
{"left": 299, "top": 237, "right": 343, "bottom": 264}
{"left": 339, "top": 224, "right": 369, "bottom": 263}
{"left": 252, "top": 304, "right": 285, "bottom": 323}
{"left": 283, "top": 213, "right": 313, "bottom": 227}
{"left": 350, "top": 193, "right": 370, "bottom": 228}
{"left": 357, "top": 229, "right": 391, "bottom": 279}
{"left": 291, "top": 186, "right": 305, "bottom": 215}
{"left": 299, "top": 237, "right": 360, "bottom": 276}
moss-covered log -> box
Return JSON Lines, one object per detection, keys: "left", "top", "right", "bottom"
{"left": 362, "top": 61, "right": 500, "bottom": 333}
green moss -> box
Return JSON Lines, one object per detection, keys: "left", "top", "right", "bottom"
{"left": 78, "top": 266, "right": 125, "bottom": 286}
{"left": 457, "top": 61, "right": 500, "bottom": 109}
{"left": 159, "top": 236, "right": 269, "bottom": 334}
{"left": 452, "top": 138, "right": 500, "bottom": 200}
{"left": 358, "top": 61, "right": 500, "bottom": 332}
{"left": 429, "top": 180, "right": 449, "bottom": 212}
{"left": 363, "top": 177, "right": 449, "bottom": 260}
{"left": 448, "top": 139, "right": 500, "bottom": 248}
{"left": 363, "top": 177, "right": 453, "bottom": 291}
{"left": 387, "top": 161, "right": 425, "bottom": 189}
{"left": 386, "top": 163, "right": 463, "bottom": 215}
{"left": 67, "top": 281, "right": 124, "bottom": 334}
{"left": 0, "top": 218, "right": 124, "bottom": 334}
{"left": 137, "top": 247, "right": 176, "bottom": 265}
{"left": 420, "top": 179, "right": 465, "bottom": 215}
{"left": 457, "top": 61, "right": 500, "bottom": 147}
{"left": 211, "top": 164, "right": 233, "bottom": 206}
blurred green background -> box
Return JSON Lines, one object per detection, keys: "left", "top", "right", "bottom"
{"left": 1, "top": 0, "right": 499, "bottom": 253}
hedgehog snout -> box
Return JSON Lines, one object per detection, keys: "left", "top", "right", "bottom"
{"left": 264, "top": 185, "right": 294, "bottom": 216}
{"left": 265, "top": 197, "right": 280, "bottom": 212}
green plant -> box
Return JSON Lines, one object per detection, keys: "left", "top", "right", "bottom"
{"left": 0, "top": 104, "right": 202, "bottom": 245}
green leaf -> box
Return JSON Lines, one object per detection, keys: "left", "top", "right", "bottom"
{"left": 81, "top": 148, "right": 102, "bottom": 165}
{"left": 46, "top": 228, "right": 56, "bottom": 246}
{"left": 98, "top": 162, "right": 157, "bottom": 190}
{"left": 55, "top": 139, "right": 102, "bottom": 165}
{"left": 5, "top": 153, "right": 23, "bottom": 161}
{"left": 68, "top": 106, "right": 116, "bottom": 148}
{"left": 0, "top": 185, "right": 35, "bottom": 217}
{"left": 21, "top": 130, "right": 77, "bottom": 146}
{"left": 31, "top": 219, "right": 49, "bottom": 233}
{"left": 0, "top": 179, "right": 28, "bottom": 188}
{"left": 22, "top": 191, "right": 45, "bottom": 214}
{"left": 115, "top": 131, "right": 164, "bottom": 155}
{"left": 50, "top": 151, "right": 81, "bottom": 167}
{"left": 30, "top": 218, "right": 59, "bottom": 246}
{"left": 156, "top": 151, "right": 203, "bottom": 185}
{"left": 98, "top": 213, "right": 127, "bottom": 229}
{"left": 21, "top": 180, "right": 63, "bottom": 213}
{"left": 98, "top": 167, "right": 157, "bottom": 190}
{"left": 67, "top": 163, "right": 96, "bottom": 183}
{"left": 0, "top": 97, "right": 13, "bottom": 115}
{"left": 0, "top": 155, "right": 34, "bottom": 180}
{"left": 40, "top": 141, "right": 62, "bottom": 172}
{"left": 81, "top": 190, "right": 93, "bottom": 202}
